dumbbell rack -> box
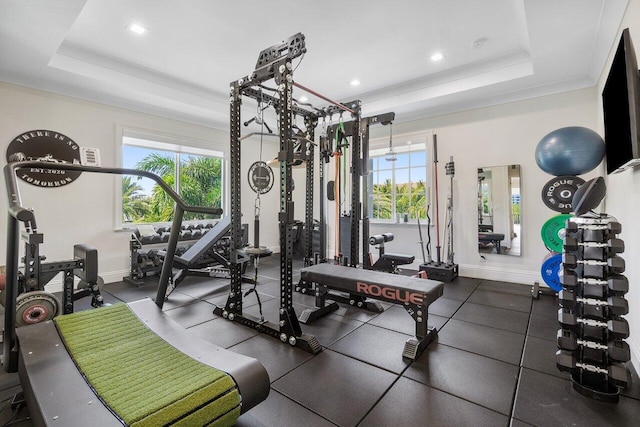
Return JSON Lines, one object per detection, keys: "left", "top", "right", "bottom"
{"left": 123, "top": 223, "right": 214, "bottom": 285}
{"left": 557, "top": 215, "right": 631, "bottom": 402}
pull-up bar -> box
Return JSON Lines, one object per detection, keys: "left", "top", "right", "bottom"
{"left": 293, "top": 82, "right": 356, "bottom": 115}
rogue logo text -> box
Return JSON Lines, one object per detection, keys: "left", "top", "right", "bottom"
{"left": 356, "top": 281, "right": 424, "bottom": 305}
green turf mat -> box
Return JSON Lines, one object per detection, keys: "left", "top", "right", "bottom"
{"left": 55, "top": 303, "right": 240, "bottom": 426}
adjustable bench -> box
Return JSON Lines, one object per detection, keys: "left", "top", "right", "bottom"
{"left": 16, "top": 299, "right": 270, "bottom": 426}
{"left": 299, "top": 264, "right": 444, "bottom": 359}
{"left": 168, "top": 215, "right": 250, "bottom": 293}
{"left": 174, "top": 215, "right": 232, "bottom": 267}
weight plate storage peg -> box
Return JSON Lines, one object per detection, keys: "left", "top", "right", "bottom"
{"left": 541, "top": 253, "right": 563, "bottom": 292}
{"left": 541, "top": 214, "right": 572, "bottom": 253}
{"left": 541, "top": 175, "right": 585, "bottom": 213}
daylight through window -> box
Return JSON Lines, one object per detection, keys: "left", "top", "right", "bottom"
{"left": 121, "top": 136, "right": 224, "bottom": 224}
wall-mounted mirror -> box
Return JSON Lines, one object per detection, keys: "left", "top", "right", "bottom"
{"left": 477, "top": 165, "right": 521, "bottom": 256}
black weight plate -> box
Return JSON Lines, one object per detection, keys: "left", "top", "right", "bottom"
{"left": 541, "top": 175, "right": 585, "bottom": 213}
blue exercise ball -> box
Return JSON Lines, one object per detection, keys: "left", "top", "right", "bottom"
{"left": 535, "top": 126, "right": 605, "bottom": 176}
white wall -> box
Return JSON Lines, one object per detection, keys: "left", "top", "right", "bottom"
{"left": 0, "top": 82, "right": 229, "bottom": 283}
{"left": 367, "top": 88, "right": 599, "bottom": 284}
{"left": 596, "top": 0, "right": 640, "bottom": 372}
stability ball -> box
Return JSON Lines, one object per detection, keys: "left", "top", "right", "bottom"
{"left": 535, "top": 126, "right": 605, "bottom": 176}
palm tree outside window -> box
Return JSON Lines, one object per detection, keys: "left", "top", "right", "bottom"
{"left": 121, "top": 136, "right": 224, "bottom": 224}
{"left": 369, "top": 138, "right": 429, "bottom": 223}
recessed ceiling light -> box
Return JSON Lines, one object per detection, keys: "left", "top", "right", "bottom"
{"left": 298, "top": 96, "right": 308, "bottom": 103}
{"left": 126, "top": 22, "right": 149, "bottom": 35}
{"left": 350, "top": 79, "right": 361, "bottom": 86}
{"left": 430, "top": 52, "right": 444, "bottom": 62}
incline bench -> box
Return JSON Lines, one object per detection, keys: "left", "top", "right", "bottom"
{"left": 16, "top": 299, "right": 270, "bottom": 426}
{"left": 169, "top": 215, "right": 249, "bottom": 293}
{"left": 299, "top": 264, "right": 444, "bottom": 359}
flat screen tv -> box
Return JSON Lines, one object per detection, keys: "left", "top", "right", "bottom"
{"left": 602, "top": 28, "right": 640, "bottom": 174}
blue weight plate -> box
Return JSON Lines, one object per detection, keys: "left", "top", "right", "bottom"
{"left": 541, "top": 253, "right": 563, "bottom": 292}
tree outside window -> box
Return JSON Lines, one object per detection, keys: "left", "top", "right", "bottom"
{"left": 369, "top": 142, "right": 429, "bottom": 222}
{"left": 122, "top": 139, "right": 223, "bottom": 224}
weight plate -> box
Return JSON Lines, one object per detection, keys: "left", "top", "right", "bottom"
{"left": 541, "top": 253, "right": 563, "bottom": 292}
{"left": 15, "top": 291, "right": 60, "bottom": 327}
{"left": 541, "top": 214, "right": 572, "bottom": 253}
{"left": 248, "top": 161, "right": 274, "bottom": 194}
{"left": 541, "top": 175, "right": 585, "bottom": 213}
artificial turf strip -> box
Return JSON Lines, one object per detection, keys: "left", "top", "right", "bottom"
{"left": 54, "top": 303, "right": 240, "bottom": 426}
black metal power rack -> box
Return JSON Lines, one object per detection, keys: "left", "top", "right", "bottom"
{"left": 213, "top": 33, "right": 325, "bottom": 353}
{"left": 213, "top": 33, "right": 396, "bottom": 351}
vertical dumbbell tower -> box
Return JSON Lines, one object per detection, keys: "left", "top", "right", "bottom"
{"left": 557, "top": 216, "right": 631, "bottom": 402}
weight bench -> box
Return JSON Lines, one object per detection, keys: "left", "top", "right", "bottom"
{"left": 169, "top": 215, "right": 250, "bottom": 293}
{"left": 478, "top": 232, "right": 505, "bottom": 254}
{"left": 16, "top": 299, "right": 270, "bottom": 426}
{"left": 299, "top": 264, "right": 444, "bottom": 359}
{"left": 368, "top": 233, "right": 415, "bottom": 273}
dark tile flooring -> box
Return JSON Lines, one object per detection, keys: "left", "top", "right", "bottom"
{"left": 1, "top": 256, "right": 639, "bottom": 426}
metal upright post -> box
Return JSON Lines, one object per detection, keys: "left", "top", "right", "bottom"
{"left": 360, "top": 115, "right": 371, "bottom": 269}
{"left": 225, "top": 81, "right": 244, "bottom": 316}
{"left": 318, "top": 137, "right": 327, "bottom": 262}
{"left": 303, "top": 115, "right": 317, "bottom": 267}
{"left": 349, "top": 102, "right": 362, "bottom": 267}
{"left": 3, "top": 214, "right": 20, "bottom": 372}
{"left": 276, "top": 60, "right": 304, "bottom": 341}
{"left": 155, "top": 205, "right": 185, "bottom": 308}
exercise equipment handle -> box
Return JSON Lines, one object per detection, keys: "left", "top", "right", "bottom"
{"left": 4, "top": 161, "right": 223, "bottom": 219}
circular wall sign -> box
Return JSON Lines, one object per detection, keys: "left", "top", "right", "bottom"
{"left": 248, "top": 161, "right": 274, "bottom": 194}
{"left": 6, "top": 130, "right": 81, "bottom": 187}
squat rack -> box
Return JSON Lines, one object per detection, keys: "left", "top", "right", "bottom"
{"left": 214, "top": 33, "right": 360, "bottom": 353}
{"left": 215, "top": 33, "right": 395, "bottom": 350}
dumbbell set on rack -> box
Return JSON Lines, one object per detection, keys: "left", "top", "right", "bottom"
{"left": 556, "top": 216, "right": 631, "bottom": 401}
{"left": 124, "top": 222, "right": 216, "bottom": 284}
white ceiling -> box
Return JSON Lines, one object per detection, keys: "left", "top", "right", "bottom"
{"left": 0, "top": 0, "right": 629, "bottom": 130}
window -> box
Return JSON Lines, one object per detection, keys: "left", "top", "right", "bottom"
{"left": 121, "top": 135, "right": 224, "bottom": 224}
{"left": 369, "top": 134, "right": 429, "bottom": 222}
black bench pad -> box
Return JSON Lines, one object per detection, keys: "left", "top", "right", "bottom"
{"left": 381, "top": 253, "right": 415, "bottom": 264}
{"left": 300, "top": 263, "right": 442, "bottom": 307}
{"left": 174, "top": 215, "right": 231, "bottom": 266}
{"left": 300, "top": 264, "right": 444, "bottom": 359}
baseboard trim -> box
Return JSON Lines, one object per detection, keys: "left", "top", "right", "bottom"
{"left": 458, "top": 264, "right": 541, "bottom": 286}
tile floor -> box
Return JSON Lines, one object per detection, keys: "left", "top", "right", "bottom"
{"left": 1, "top": 255, "right": 639, "bottom": 426}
